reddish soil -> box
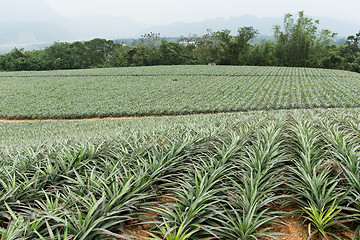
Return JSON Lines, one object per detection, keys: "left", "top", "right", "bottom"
{"left": 266, "top": 216, "right": 354, "bottom": 240}
{"left": 118, "top": 203, "right": 356, "bottom": 240}
{"left": 265, "top": 214, "right": 308, "bottom": 240}
{"left": 264, "top": 203, "right": 355, "bottom": 240}
{"left": 0, "top": 115, "right": 170, "bottom": 123}
{"left": 118, "top": 193, "right": 177, "bottom": 240}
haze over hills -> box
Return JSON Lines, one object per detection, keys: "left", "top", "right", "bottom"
{"left": 0, "top": 0, "right": 147, "bottom": 45}
{"left": 145, "top": 15, "right": 359, "bottom": 38}
{"left": 0, "top": 0, "right": 359, "bottom": 50}
{"left": 145, "top": 15, "right": 282, "bottom": 37}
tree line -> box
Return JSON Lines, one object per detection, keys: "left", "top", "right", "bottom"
{"left": 0, "top": 12, "right": 359, "bottom": 72}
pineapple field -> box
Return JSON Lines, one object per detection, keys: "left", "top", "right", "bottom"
{"left": 1, "top": 66, "right": 360, "bottom": 119}
{"left": 1, "top": 66, "right": 360, "bottom": 239}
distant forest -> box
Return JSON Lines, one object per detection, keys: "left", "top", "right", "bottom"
{"left": 0, "top": 12, "right": 359, "bottom": 72}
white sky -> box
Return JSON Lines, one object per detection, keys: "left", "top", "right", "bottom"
{"left": 45, "top": 0, "right": 360, "bottom": 25}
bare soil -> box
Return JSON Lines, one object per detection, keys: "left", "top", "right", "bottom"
{"left": 0, "top": 115, "right": 170, "bottom": 123}
{"left": 118, "top": 202, "right": 356, "bottom": 240}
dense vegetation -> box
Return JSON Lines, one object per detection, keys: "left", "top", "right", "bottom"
{"left": 0, "top": 12, "right": 359, "bottom": 72}
{"left": 2, "top": 109, "right": 360, "bottom": 239}
{"left": 2, "top": 14, "right": 360, "bottom": 237}
{"left": 1, "top": 65, "right": 360, "bottom": 120}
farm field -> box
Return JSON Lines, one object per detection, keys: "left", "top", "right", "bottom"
{"left": 1, "top": 66, "right": 360, "bottom": 239}
{"left": 1, "top": 65, "right": 360, "bottom": 119}
{"left": 2, "top": 109, "right": 360, "bottom": 239}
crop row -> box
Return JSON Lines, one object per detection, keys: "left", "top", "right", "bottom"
{"left": 1, "top": 109, "right": 360, "bottom": 239}
{"left": 1, "top": 65, "right": 359, "bottom": 77}
{"left": 1, "top": 66, "right": 360, "bottom": 119}
{"left": 2, "top": 73, "right": 355, "bottom": 79}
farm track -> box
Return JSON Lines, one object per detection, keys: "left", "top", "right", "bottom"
{"left": 0, "top": 73, "right": 354, "bottom": 78}
{"left": 2, "top": 105, "right": 360, "bottom": 122}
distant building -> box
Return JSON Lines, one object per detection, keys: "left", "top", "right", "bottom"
{"left": 179, "top": 40, "right": 196, "bottom": 46}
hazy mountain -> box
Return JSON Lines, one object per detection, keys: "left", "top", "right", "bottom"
{"left": 0, "top": 0, "right": 358, "bottom": 48}
{"left": 0, "top": 22, "right": 73, "bottom": 45}
{"left": 142, "top": 15, "right": 359, "bottom": 37}
{"left": 138, "top": 15, "right": 281, "bottom": 37}
{"left": 0, "top": 0, "right": 73, "bottom": 44}
{"left": 317, "top": 16, "right": 360, "bottom": 37}
{"left": 0, "top": 0, "right": 61, "bottom": 23}
{"left": 61, "top": 16, "right": 148, "bottom": 40}
{"left": 0, "top": 0, "right": 147, "bottom": 45}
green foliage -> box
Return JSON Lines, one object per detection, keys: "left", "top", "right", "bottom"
{"left": 1, "top": 66, "right": 360, "bottom": 120}
{"left": 251, "top": 41, "right": 277, "bottom": 66}
{"left": 2, "top": 56, "right": 360, "bottom": 239}
{"left": 0, "top": 16, "right": 359, "bottom": 72}
{"left": 140, "top": 32, "right": 162, "bottom": 48}
{"left": 3, "top": 108, "right": 360, "bottom": 238}
{"left": 274, "top": 11, "right": 336, "bottom": 67}
{"left": 159, "top": 40, "right": 189, "bottom": 65}
{"left": 127, "top": 44, "right": 160, "bottom": 66}
{"left": 304, "top": 201, "right": 346, "bottom": 240}
{"left": 191, "top": 27, "right": 258, "bottom": 65}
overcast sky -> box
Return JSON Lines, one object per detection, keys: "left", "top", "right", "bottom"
{"left": 43, "top": 0, "right": 360, "bottom": 25}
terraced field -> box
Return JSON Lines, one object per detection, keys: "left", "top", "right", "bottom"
{"left": 1, "top": 66, "right": 360, "bottom": 240}
{"left": 1, "top": 65, "right": 360, "bottom": 119}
